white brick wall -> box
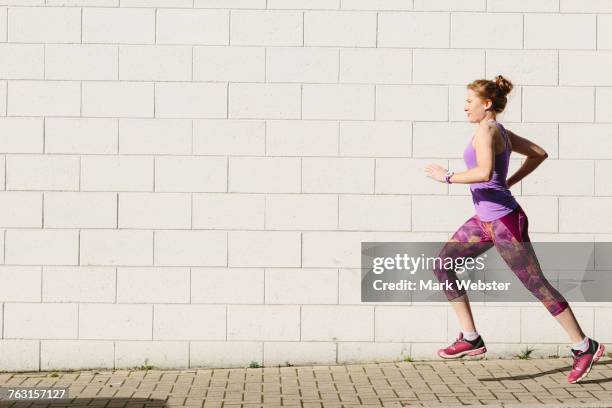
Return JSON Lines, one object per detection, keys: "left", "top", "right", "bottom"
{"left": 46, "top": 45, "right": 117, "bottom": 81}
{"left": 44, "top": 192, "right": 116, "bottom": 228}
{"left": 82, "top": 82, "right": 153, "bottom": 118}
{"left": 9, "top": 81, "right": 80, "bottom": 117}
{"left": 194, "top": 47, "right": 265, "bottom": 82}
{"left": 304, "top": 11, "right": 376, "bottom": 47}
{"left": 524, "top": 14, "right": 596, "bottom": 49}
{"left": 82, "top": 8, "right": 155, "bottom": 44}
{"left": 46, "top": 118, "right": 117, "bottom": 154}
{"left": 378, "top": 12, "right": 449, "bottom": 48}
{"left": 9, "top": 7, "right": 81, "bottom": 43}
{"left": 0, "top": 44, "right": 44, "bottom": 79}
{"left": 0, "top": 1, "right": 610, "bottom": 372}
{"left": 451, "top": 13, "right": 523, "bottom": 49}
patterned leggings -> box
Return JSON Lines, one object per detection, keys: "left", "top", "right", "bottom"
{"left": 433, "top": 205, "right": 569, "bottom": 317}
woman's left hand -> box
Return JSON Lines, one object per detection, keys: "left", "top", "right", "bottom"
{"left": 425, "top": 164, "right": 447, "bottom": 183}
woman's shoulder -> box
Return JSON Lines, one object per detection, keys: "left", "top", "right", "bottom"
{"left": 473, "top": 120, "right": 507, "bottom": 151}
{"left": 485, "top": 119, "right": 503, "bottom": 130}
{"left": 475, "top": 120, "right": 500, "bottom": 139}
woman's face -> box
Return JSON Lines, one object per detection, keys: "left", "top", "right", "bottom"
{"left": 464, "top": 89, "right": 491, "bottom": 123}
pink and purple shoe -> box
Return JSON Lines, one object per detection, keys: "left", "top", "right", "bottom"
{"left": 567, "top": 338, "right": 605, "bottom": 384}
{"left": 438, "top": 332, "right": 487, "bottom": 359}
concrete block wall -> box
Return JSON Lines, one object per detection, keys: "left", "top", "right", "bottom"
{"left": 0, "top": 0, "right": 610, "bottom": 371}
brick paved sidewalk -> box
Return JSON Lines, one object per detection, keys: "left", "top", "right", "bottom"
{"left": 1, "top": 356, "right": 612, "bottom": 408}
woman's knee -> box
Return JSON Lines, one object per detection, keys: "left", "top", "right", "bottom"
{"left": 549, "top": 301, "right": 569, "bottom": 317}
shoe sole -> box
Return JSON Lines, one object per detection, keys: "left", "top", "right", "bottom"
{"left": 569, "top": 343, "right": 606, "bottom": 384}
{"left": 438, "top": 346, "right": 487, "bottom": 359}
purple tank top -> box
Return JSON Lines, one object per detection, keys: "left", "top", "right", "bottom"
{"left": 463, "top": 120, "right": 519, "bottom": 222}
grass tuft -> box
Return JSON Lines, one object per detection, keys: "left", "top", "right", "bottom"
{"left": 514, "top": 347, "right": 535, "bottom": 360}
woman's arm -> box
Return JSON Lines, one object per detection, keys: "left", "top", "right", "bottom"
{"left": 449, "top": 123, "right": 495, "bottom": 184}
{"left": 505, "top": 129, "right": 548, "bottom": 188}
{"left": 425, "top": 122, "right": 496, "bottom": 184}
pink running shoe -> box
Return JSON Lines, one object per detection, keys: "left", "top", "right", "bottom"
{"left": 567, "top": 338, "right": 605, "bottom": 384}
{"left": 438, "top": 332, "right": 487, "bottom": 359}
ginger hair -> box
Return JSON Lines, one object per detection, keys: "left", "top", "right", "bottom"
{"left": 467, "top": 75, "right": 514, "bottom": 113}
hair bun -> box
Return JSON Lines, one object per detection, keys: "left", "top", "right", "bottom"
{"left": 495, "top": 75, "right": 513, "bottom": 95}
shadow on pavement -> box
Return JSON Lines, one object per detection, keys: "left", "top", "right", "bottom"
{"left": 0, "top": 397, "right": 167, "bottom": 408}
{"left": 479, "top": 358, "right": 612, "bottom": 383}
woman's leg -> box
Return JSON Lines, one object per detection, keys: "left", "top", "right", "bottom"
{"left": 489, "top": 206, "right": 585, "bottom": 342}
{"left": 433, "top": 214, "right": 493, "bottom": 333}
{"left": 554, "top": 307, "right": 586, "bottom": 344}
{"left": 450, "top": 294, "right": 477, "bottom": 333}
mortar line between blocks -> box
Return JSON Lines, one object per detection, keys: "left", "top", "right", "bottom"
{"left": 596, "top": 14, "right": 598, "bottom": 50}
{"left": 76, "top": 303, "right": 80, "bottom": 341}
{"left": 522, "top": 13, "right": 525, "bottom": 49}
{"left": 40, "top": 266, "right": 43, "bottom": 303}
{"left": 375, "top": 12, "right": 379, "bottom": 47}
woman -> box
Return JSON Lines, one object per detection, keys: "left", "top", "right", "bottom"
{"left": 424, "top": 75, "right": 605, "bottom": 384}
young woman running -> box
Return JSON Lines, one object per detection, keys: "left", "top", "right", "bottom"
{"left": 424, "top": 75, "right": 605, "bottom": 384}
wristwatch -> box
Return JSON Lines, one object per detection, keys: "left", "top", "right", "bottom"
{"left": 444, "top": 170, "right": 454, "bottom": 184}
